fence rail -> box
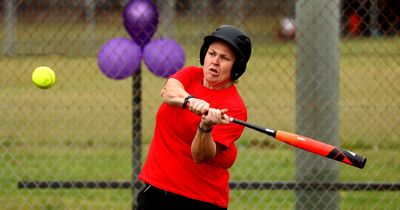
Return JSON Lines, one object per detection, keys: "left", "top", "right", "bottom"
{"left": 18, "top": 181, "right": 400, "bottom": 191}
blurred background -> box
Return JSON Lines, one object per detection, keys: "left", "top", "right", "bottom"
{"left": 1, "top": 0, "right": 399, "bottom": 209}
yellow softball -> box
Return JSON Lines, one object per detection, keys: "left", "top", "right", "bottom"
{"left": 32, "top": 66, "right": 56, "bottom": 89}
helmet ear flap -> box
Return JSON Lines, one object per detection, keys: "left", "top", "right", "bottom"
{"left": 231, "top": 58, "right": 246, "bottom": 81}
{"left": 199, "top": 42, "right": 209, "bottom": 65}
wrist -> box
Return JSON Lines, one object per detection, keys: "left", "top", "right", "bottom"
{"left": 182, "top": 95, "right": 195, "bottom": 109}
{"left": 198, "top": 124, "right": 212, "bottom": 133}
{"left": 198, "top": 122, "right": 212, "bottom": 133}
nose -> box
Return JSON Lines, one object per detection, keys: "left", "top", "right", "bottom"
{"left": 210, "top": 55, "right": 219, "bottom": 65}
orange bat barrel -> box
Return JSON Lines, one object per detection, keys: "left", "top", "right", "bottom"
{"left": 275, "top": 131, "right": 367, "bottom": 169}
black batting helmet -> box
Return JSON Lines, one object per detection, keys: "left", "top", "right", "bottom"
{"left": 199, "top": 25, "right": 252, "bottom": 81}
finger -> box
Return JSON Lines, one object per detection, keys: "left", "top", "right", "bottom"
{"left": 215, "top": 109, "right": 222, "bottom": 119}
{"left": 194, "top": 102, "right": 205, "bottom": 115}
{"left": 195, "top": 103, "right": 203, "bottom": 113}
{"left": 201, "top": 103, "right": 210, "bottom": 115}
{"left": 187, "top": 100, "right": 194, "bottom": 111}
{"left": 197, "top": 103, "right": 206, "bottom": 114}
{"left": 221, "top": 114, "right": 230, "bottom": 123}
{"left": 201, "top": 114, "right": 207, "bottom": 120}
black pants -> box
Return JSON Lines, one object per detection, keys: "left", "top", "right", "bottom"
{"left": 136, "top": 184, "right": 227, "bottom": 210}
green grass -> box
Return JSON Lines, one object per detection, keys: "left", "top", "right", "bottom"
{"left": 1, "top": 17, "right": 400, "bottom": 209}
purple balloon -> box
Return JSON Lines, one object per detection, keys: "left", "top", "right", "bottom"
{"left": 143, "top": 38, "right": 185, "bottom": 78}
{"left": 97, "top": 37, "right": 142, "bottom": 80}
{"left": 123, "top": 0, "right": 159, "bottom": 46}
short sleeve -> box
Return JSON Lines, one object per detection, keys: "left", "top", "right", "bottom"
{"left": 170, "top": 66, "right": 203, "bottom": 89}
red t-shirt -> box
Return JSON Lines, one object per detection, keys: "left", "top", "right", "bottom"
{"left": 139, "top": 66, "right": 247, "bottom": 208}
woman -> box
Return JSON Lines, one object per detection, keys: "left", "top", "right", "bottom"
{"left": 138, "top": 25, "right": 252, "bottom": 210}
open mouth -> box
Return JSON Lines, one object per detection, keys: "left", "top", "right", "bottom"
{"left": 209, "top": 68, "right": 218, "bottom": 75}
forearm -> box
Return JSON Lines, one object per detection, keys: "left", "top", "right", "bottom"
{"left": 161, "top": 78, "right": 190, "bottom": 107}
{"left": 191, "top": 108, "right": 231, "bottom": 163}
{"left": 191, "top": 122, "right": 216, "bottom": 163}
{"left": 161, "top": 78, "right": 209, "bottom": 115}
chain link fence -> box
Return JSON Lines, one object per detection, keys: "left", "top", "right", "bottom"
{"left": 1, "top": 0, "right": 399, "bottom": 209}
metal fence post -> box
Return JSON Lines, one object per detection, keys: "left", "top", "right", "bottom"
{"left": 132, "top": 68, "right": 142, "bottom": 210}
{"left": 295, "top": 0, "right": 340, "bottom": 209}
{"left": 84, "top": 0, "right": 96, "bottom": 51}
{"left": 3, "top": 0, "right": 16, "bottom": 55}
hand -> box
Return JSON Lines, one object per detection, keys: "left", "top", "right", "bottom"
{"left": 200, "top": 108, "right": 230, "bottom": 129}
{"left": 187, "top": 98, "right": 210, "bottom": 116}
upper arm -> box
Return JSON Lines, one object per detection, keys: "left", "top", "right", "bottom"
{"left": 165, "top": 78, "right": 184, "bottom": 88}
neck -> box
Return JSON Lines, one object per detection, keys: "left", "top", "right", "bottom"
{"left": 203, "top": 79, "right": 233, "bottom": 90}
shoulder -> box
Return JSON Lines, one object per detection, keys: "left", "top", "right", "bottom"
{"left": 169, "top": 66, "right": 203, "bottom": 88}
{"left": 170, "top": 66, "right": 202, "bottom": 78}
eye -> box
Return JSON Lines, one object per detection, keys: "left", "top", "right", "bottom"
{"left": 222, "top": 55, "right": 230, "bottom": 61}
{"left": 208, "top": 51, "right": 216, "bottom": 56}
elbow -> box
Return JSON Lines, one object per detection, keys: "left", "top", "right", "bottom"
{"left": 192, "top": 155, "right": 210, "bottom": 164}
{"left": 160, "top": 87, "right": 178, "bottom": 106}
{"left": 192, "top": 157, "right": 202, "bottom": 164}
{"left": 160, "top": 88, "right": 169, "bottom": 102}
{"left": 160, "top": 89, "right": 172, "bottom": 105}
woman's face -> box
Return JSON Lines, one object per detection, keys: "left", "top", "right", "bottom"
{"left": 203, "top": 41, "right": 236, "bottom": 90}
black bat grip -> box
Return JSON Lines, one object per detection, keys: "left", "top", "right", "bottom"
{"left": 342, "top": 150, "right": 367, "bottom": 169}
{"left": 230, "top": 117, "right": 276, "bottom": 137}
